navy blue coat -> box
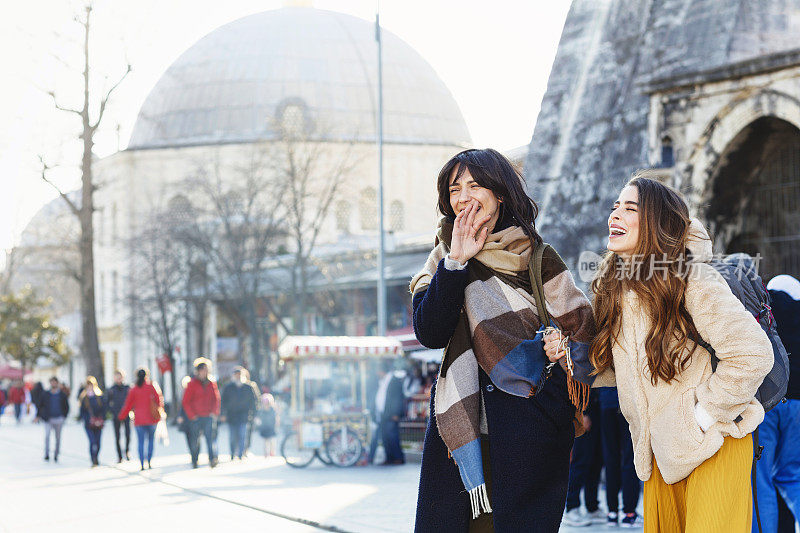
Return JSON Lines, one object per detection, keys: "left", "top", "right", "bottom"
{"left": 415, "top": 367, "right": 575, "bottom": 532}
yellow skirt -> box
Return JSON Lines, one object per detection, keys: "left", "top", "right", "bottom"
{"left": 644, "top": 434, "right": 753, "bottom": 533}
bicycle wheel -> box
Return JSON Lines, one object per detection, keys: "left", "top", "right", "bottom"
{"left": 281, "top": 431, "right": 316, "bottom": 468}
{"left": 325, "top": 426, "right": 363, "bottom": 467}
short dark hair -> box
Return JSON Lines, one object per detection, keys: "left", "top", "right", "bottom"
{"left": 49, "top": 377, "right": 59, "bottom": 384}
{"left": 436, "top": 148, "right": 542, "bottom": 247}
{"left": 196, "top": 362, "right": 208, "bottom": 371}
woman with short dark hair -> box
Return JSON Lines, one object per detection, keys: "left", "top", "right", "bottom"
{"left": 412, "top": 148, "right": 596, "bottom": 532}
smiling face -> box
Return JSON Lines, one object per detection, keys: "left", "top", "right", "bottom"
{"left": 448, "top": 167, "right": 501, "bottom": 232}
{"left": 607, "top": 185, "right": 640, "bottom": 258}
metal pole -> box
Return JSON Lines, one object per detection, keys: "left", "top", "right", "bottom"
{"left": 375, "top": 6, "right": 387, "bottom": 336}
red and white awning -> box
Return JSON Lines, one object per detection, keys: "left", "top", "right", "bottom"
{"left": 279, "top": 336, "right": 403, "bottom": 360}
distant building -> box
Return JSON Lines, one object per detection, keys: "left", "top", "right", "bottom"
{"left": 17, "top": 7, "right": 471, "bottom": 387}
{"left": 526, "top": 0, "right": 800, "bottom": 281}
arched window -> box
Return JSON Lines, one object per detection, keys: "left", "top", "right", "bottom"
{"left": 389, "top": 200, "right": 404, "bottom": 232}
{"left": 359, "top": 188, "right": 377, "bottom": 231}
{"left": 660, "top": 136, "right": 674, "bottom": 168}
{"left": 335, "top": 200, "right": 351, "bottom": 233}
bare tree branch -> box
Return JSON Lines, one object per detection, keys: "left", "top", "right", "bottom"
{"left": 38, "top": 155, "right": 80, "bottom": 217}
{"left": 47, "top": 91, "right": 82, "bottom": 116}
{"left": 92, "top": 63, "right": 132, "bottom": 131}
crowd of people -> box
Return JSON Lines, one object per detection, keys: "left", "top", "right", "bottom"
{"left": 0, "top": 358, "right": 280, "bottom": 471}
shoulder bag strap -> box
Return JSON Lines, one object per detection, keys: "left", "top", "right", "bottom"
{"left": 529, "top": 242, "right": 551, "bottom": 327}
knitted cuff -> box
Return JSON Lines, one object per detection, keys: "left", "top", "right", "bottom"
{"left": 444, "top": 254, "right": 468, "bottom": 271}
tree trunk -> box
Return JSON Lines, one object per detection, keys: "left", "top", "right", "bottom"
{"left": 167, "top": 348, "right": 178, "bottom": 418}
{"left": 78, "top": 7, "right": 103, "bottom": 389}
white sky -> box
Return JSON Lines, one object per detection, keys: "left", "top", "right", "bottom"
{"left": 0, "top": 0, "right": 571, "bottom": 253}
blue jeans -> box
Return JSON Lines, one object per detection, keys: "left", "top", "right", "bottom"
{"left": 85, "top": 425, "right": 102, "bottom": 462}
{"left": 190, "top": 416, "right": 218, "bottom": 464}
{"left": 229, "top": 422, "right": 247, "bottom": 459}
{"left": 381, "top": 418, "right": 404, "bottom": 463}
{"left": 135, "top": 424, "right": 156, "bottom": 468}
{"left": 566, "top": 400, "right": 602, "bottom": 512}
{"left": 600, "top": 408, "right": 640, "bottom": 514}
{"left": 753, "top": 399, "right": 800, "bottom": 532}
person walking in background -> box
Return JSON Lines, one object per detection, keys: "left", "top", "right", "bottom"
{"left": 107, "top": 370, "right": 131, "bottom": 462}
{"left": 183, "top": 358, "right": 220, "bottom": 468}
{"left": 175, "top": 376, "right": 193, "bottom": 454}
{"left": 373, "top": 363, "right": 406, "bottom": 466}
{"left": 118, "top": 368, "right": 164, "bottom": 471}
{"left": 30, "top": 382, "right": 44, "bottom": 419}
{"left": 257, "top": 393, "right": 279, "bottom": 457}
{"left": 9, "top": 380, "right": 25, "bottom": 424}
{"left": 221, "top": 366, "right": 256, "bottom": 461}
{"left": 35, "top": 377, "right": 69, "bottom": 462}
{"left": 752, "top": 274, "right": 800, "bottom": 533}
{"left": 241, "top": 368, "right": 261, "bottom": 457}
{"left": 78, "top": 376, "right": 107, "bottom": 467}
{"left": 599, "top": 387, "right": 641, "bottom": 527}
{"left": 562, "top": 390, "right": 604, "bottom": 527}
{"left": 0, "top": 385, "right": 6, "bottom": 424}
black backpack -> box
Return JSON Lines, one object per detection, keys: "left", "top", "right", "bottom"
{"left": 693, "top": 253, "right": 790, "bottom": 413}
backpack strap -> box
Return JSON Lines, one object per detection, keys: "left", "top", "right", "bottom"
{"left": 529, "top": 242, "right": 551, "bottom": 326}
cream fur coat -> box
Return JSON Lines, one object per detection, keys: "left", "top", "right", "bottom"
{"left": 593, "top": 220, "right": 773, "bottom": 484}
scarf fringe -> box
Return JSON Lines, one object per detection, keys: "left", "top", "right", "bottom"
{"left": 567, "top": 373, "right": 591, "bottom": 412}
{"left": 468, "top": 483, "right": 493, "bottom": 519}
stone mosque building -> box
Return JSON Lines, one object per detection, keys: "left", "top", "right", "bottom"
{"left": 526, "top": 0, "right": 800, "bottom": 281}
{"left": 16, "top": 6, "right": 470, "bottom": 385}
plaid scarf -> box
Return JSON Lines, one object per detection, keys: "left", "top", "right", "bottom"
{"left": 410, "top": 218, "right": 595, "bottom": 519}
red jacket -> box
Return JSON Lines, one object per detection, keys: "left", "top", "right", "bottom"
{"left": 8, "top": 386, "right": 25, "bottom": 405}
{"left": 118, "top": 383, "right": 163, "bottom": 426}
{"left": 182, "top": 377, "right": 220, "bottom": 419}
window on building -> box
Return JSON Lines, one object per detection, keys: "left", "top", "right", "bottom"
{"left": 112, "top": 271, "right": 118, "bottom": 316}
{"left": 111, "top": 203, "right": 118, "bottom": 242}
{"left": 660, "top": 136, "right": 674, "bottom": 168}
{"left": 359, "top": 188, "right": 377, "bottom": 231}
{"left": 389, "top": 200, "right": 404, "bottom": 232}
{"left": 98, "top": 272, "right": 105, "bottom": 316}
{"left": 335, "top": 200, "right": 351, "bottom": 233}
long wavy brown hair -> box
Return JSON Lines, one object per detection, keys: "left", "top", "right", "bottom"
{"left": 589, "top": 175, "right": 699, "bottom": 385}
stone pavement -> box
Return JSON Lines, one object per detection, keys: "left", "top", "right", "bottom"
{"left": 0, "top": 412, "right": 633, "bottom": 532}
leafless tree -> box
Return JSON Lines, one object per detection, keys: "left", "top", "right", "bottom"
{"left": 39, "top": 3, "right": 131, "bottom": 388}
{"left": 127, "top": 210, "right": 186, "bottom": 414}
{"left": 176, "top": 148, "right": 288, "bottom": 385}
{"left": 265, "top": 117, "right": 360, "bottom": 336}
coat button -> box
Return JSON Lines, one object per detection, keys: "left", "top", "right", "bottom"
{"left": 485, "top": 384, "right": 494, "bottom": 392}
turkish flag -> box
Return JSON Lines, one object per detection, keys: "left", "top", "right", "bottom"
{"left": 156, "top": 353, "right": 173, "bottom": 374}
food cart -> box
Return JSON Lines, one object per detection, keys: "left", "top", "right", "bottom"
{"left": 278, "top": 336, "right": 403, "bottom": 467}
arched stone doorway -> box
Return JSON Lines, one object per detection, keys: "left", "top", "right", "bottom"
{"left": 705, "top": 116, "right": 800, "bottom": 279}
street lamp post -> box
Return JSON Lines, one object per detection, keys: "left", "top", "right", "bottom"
{"left": 375, "top": 6, "right": 387, "bottom": 336}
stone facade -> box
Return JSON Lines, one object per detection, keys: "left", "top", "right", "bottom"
{"left": 525, "top": 0, "right": 800, "bottom": 280}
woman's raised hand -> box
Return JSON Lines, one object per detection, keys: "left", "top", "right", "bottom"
{"left": 449, "top": 201, "right": 491, "bottom": 264}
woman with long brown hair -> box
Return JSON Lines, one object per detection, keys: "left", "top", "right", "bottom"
{"left": 590, "top": 175, "right": 773, "bottom": 531}
{"left": 78, "top": 376, "right": 107, "bottom": 467}
{"left": 412, "top": 148, "right": 596, "bottom": 532}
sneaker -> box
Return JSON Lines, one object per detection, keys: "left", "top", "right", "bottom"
{"left": 562, "top": 508, "right": 592, "bottom": 527}
{"left": 209, "top": 458, "right": 219, "bottom": 468}
{"left": 586, "top": 509, "right": 606, "bottom": 523}
{"left": 620, "top": 512, "right": 643, "bottom": 528}
{"left": 606, "top": 512, "right": 619, "bottom": 527}
{"left": 44, "top": 455, "right": 49, "bottom": 462}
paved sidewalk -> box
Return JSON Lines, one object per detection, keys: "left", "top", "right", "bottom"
{"left": 0, "top": 414, "right": 633, "bottom": 532}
